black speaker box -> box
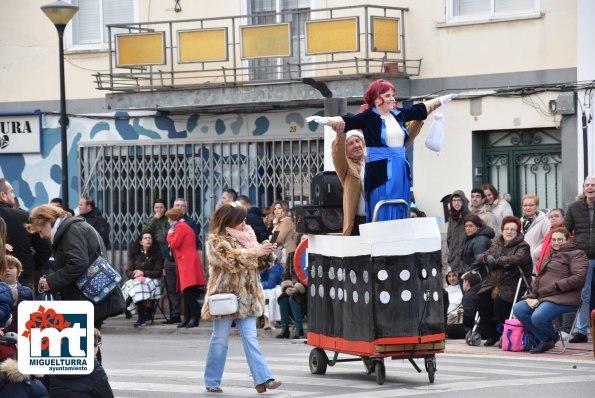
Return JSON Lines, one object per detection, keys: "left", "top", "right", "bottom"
{"left": 295, "top": 205, "right": 343, "bottom": 234}
{"left": 310, "top": 171, "right": 343, "bottom": 207}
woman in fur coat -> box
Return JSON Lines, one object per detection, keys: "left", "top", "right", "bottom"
{"left": 201, "top": 202, "right": 282, "bottom": 394}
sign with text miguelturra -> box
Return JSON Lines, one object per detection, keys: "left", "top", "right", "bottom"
{"left": 0, "top": 110, "right": 42, "bottom": 153}
{"left": 18, "top": 301, "right": 95, "bottom": 375}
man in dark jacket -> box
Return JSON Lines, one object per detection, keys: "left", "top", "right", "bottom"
{"left": 142, "top": 198, "right": 169, "bottom": 255}
{"left": 238, "top": 195, "right": 268, "bottom": 242}
{"left": 563, "top": 176, "right": 595, "bottom": 343}
{"left": 78, "top": 195, "right": 110, "bottom": 247}
{"left": 0, "top": 179, "right": 51, "bottom": 291}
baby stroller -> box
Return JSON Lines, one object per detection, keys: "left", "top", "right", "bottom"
{"left": 465, "top": 313, "right": 482, "bottom": 346}
{"left": 0, "top": 316, "right": 17, "bottom": 361}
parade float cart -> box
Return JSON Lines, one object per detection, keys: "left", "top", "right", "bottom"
{"left": 304, "top": 201, "right": 445, "bottom": 384}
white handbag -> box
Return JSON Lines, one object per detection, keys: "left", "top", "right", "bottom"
{"left": 208, "top": 293, "right": 240, "bottom": 316}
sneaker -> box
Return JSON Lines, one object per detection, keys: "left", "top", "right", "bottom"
{"left": 133, "top": 320, "right": 146, "bottom": 328}
{"left": 530, "top": 339, "right": 556, "bottom": 354}
{"left": 569, "top": 333, "right": 588, "bottom": 343}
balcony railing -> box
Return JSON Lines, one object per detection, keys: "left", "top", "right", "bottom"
{"left": 94, "top": 4, "right": 420, "bottom": 92}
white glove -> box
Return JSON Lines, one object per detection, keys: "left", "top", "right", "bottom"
{"left": 439, "top": 94, "right": 458, "bottom": 105}
{"left": 305, "top": 115, "right": 329, "bottom": 125}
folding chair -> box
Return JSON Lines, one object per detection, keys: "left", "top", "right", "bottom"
{"left": 149, "top": 277, "right": 169, "bottom": 325}
{"left": 552, "top": 309, "right": 579, "bottom": 354}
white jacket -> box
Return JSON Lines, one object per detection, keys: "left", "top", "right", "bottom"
{"left": 522, "top": 210, "right": 551, "bottom": 270}
{"left": 489, "top": 198, "right": 513, "bottom": 227}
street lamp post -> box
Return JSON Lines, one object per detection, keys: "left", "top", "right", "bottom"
{"left": 41, "top": 1, "right": 78, "bottom": 209}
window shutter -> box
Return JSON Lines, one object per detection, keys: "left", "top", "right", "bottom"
{"left": 495, "top": 0, "right": 536, "bottom": 13}
{"left": 103, "top": 0, "right": 134, "bottom": 43}
{"left": 452, "top": 0, "right": 490, "bottom": 17}
{"left": 72, "top": 0, "right": 101, "bottom": 45}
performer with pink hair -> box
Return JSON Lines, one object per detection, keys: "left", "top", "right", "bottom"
{"left": 308, "top": 79, "right": 455, "bottom": 222}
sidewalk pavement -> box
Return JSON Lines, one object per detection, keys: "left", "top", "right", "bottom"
{"left": 102, "top": 313, "right": 594, "bottom": 362}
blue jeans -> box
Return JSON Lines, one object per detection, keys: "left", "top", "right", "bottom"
{"left": 204, "top": 317, "right": 273, "bottom": 388}
{"left": 576, "top": 259, "right": 595, "bottom": 335}
{"left": 513, "top": 300, "right": 577, "bottom": 342}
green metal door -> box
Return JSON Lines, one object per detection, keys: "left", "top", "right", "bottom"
{"left": 482, "top": 128, "right": 561, "bottom": 215}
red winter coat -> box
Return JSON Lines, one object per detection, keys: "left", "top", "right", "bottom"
{"left": 167, "top": 220, "right": 206, "bottom": 291}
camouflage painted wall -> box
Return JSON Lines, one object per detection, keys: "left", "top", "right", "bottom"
{"left": 0, "top": 107, "right": 339, "bottom": 211}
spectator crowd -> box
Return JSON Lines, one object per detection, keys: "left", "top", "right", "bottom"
{"left": 442, "top": 180, "right": 594, "bottom": 353}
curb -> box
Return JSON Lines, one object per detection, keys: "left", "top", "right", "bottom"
{"left": 101, "top": 315, "right": 593, "bottom": 361}
{"left": 100, "top": 315, "right": 280, "bottom": 338}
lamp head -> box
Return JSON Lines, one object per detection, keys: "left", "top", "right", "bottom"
{"left": 41, "top": 1, "right": 79, "bottom": 26}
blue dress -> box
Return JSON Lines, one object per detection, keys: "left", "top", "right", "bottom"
{"left": 342, "top": 104, "right": 428, "bottom": 222}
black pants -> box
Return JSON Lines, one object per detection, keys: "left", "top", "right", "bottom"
{"left": 182, "top": 285, "right": 201, "bottom": 321}
{"left": 474, "top": 291, "right": 512, "bottom": 340}
{"left": 446, "top": 323, "right": 467, "bottom": 339}
{"left": 351, "top": 215, "right": 367, "bottom": 236}
{"left": 164, "top": 258, "right": 181, "bottom": 319}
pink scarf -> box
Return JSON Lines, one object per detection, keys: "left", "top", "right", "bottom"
{"left": 226, "top": 223, "right": 258, "bottom": 249}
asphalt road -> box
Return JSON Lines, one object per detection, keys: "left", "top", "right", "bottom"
{"left": 100, "top": 332, "right": 595, "bottom": 398}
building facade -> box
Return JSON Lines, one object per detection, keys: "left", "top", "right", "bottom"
{"left": 0, "top": 0, "right": 593, "bottom": 265}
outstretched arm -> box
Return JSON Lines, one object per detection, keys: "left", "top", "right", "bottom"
{"left": 306, "top": 115, "right": 345, "bottom": 131}
{"left": 424, "top": 94, "right": 458, "bottom": 115}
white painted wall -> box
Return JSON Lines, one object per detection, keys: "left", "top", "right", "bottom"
{"left": 576, "top": 0, "right": 595, "bottom": 186}
{"left": 0, "top": 1, "right": 577, "bottom": 103}
{"left": 411, "top": 92, "right": 560, "bottom": 225}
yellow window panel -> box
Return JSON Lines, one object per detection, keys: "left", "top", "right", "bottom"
{"left": 306, "top": 17, "right": 359, "bottom": 55}
{"left": 372, "top": 17, "right": 400, "bottom": 52}
{"left": 240, "top": 23, "right": 291, "bottom": 59}
{"left": 116, "top": 32, "right": 166, "bottom": 67}
{"left": 178, "top": 28, "right": 228, "bottom": 63}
